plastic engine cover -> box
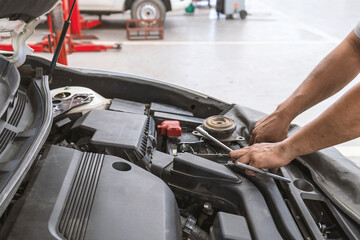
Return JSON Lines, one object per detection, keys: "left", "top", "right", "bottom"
{"left": 72, "top": 109, "right": 155, "bottom": 168}
{"left": 1, "top": 145, "right": 181, "bottom": 240}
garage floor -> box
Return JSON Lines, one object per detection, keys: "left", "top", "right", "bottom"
{"left": 31, "top": 0, "right": 360, "bottom": 165}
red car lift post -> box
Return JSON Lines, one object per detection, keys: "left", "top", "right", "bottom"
{"left": 0, "top": 0, "right": 120, "bottom": 65}
{"left": 53, "top": 0, "right": 72, "bottom": 65}
{"left": 69, "top": 0, "right": 102, "bottom": 39}
{"left": 57, "top": 0, "right": 121, "bottom": 53}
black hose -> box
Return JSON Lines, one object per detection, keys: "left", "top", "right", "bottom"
{"left": 181, "top": 216, "right": 210, "bottom": 240}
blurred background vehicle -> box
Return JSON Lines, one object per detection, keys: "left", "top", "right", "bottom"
{"left": 78, "top": 0, "right": 192, "bottom": 21}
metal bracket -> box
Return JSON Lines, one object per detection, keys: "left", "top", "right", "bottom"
{"left": 52, "top": 93, "right": 93, "bottom": 118}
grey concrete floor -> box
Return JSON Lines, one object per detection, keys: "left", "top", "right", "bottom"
{"left": 29, "top": 0, "right": 360, "bottom": 165}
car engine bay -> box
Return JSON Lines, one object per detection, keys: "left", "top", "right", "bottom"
{"left": 0, "top": 59, "right": 360, "bottom": 240}
{"left": 45, "top": 86, "right": 271, "bottom": 239}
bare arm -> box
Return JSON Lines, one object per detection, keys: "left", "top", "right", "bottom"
{"left": 284, "top": 82, "right": 360, "bottom": 158}
{"left": 277, "top": 31, "right": 360, "bottom": 120}
{"left": 250, "top": 31, "right": 360, "bottom": 145}
{"left": 230, "top": 82, "right": 360, "bottom": 174}
{"left": 230, "top": 30, "right": 360, "bottom": 174}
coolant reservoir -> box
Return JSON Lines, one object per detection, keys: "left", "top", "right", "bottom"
{"left": 51, "top": 86, "right": 111, "bottom": 116}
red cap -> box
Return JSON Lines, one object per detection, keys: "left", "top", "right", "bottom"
{"left": 157, "top": 120, "right": 182, "bottom": 137}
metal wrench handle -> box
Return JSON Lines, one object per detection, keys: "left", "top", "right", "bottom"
{"left": 235, "top": 162, "right": 291, "bottom": 183}
{"left": 195, "top": 126, "right": 233, "bottom": 152}
{"left": 195, "top": 126, "right": 291, "bottom": 183}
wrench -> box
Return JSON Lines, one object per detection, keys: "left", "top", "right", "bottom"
{"left": 195, "top": 126, "right": 291, "bottom": 183}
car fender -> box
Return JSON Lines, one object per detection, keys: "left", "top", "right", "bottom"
{"left": 125, "top": 0, "right": 171, "bottom": 11}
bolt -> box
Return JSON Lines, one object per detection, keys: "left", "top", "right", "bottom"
{"left": 204, "top": 202, "right": 212, "bottom": 210}
{"left": 203, "top": 202, "right": 214, "bottom": 215}
{"left": 180, "top": 144, "right": 187, "bottom": 152}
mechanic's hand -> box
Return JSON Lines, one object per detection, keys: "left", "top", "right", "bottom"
{"left": 249, "top": 111, "right": 292, "bottom": 145}
{"left": 229, "top": 142, "right": 293, "bottom": 176}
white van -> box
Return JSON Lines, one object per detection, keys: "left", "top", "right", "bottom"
{"left": 79, "top": 0, "right": 192, "bottom": 21}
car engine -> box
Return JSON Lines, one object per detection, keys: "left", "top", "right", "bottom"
{"left": 1, "top": 81, "right": 358, "bottom": 240}
{"left": 46, "top": 86, "right": 257, "bottom": 240}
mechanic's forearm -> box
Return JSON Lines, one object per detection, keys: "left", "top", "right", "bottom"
{"left": 281, "top": 82, "right": 360, "bottom": 159}
{"left": 276, "top": 32, "right": 360, "bottom": 122}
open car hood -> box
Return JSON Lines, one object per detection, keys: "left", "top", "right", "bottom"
{"left": 0, "top": 54, "right": 359, "bottom": 238}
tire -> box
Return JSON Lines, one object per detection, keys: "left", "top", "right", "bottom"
{"left": 131, "top": 0, "right": 166, "bottom": 22}
{"left": 240, "top": 10, "right": 247, "bottom": 19}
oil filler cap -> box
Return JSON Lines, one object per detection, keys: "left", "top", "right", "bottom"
{"left": 157, "top": 120, "right": 182, "bottom": 137}
{"left": 203, "top": 115, "right": 236, "bottom": 138}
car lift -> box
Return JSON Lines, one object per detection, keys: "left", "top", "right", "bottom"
{"left": 0, "top": 0, "right": 120, "bottom": 65}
